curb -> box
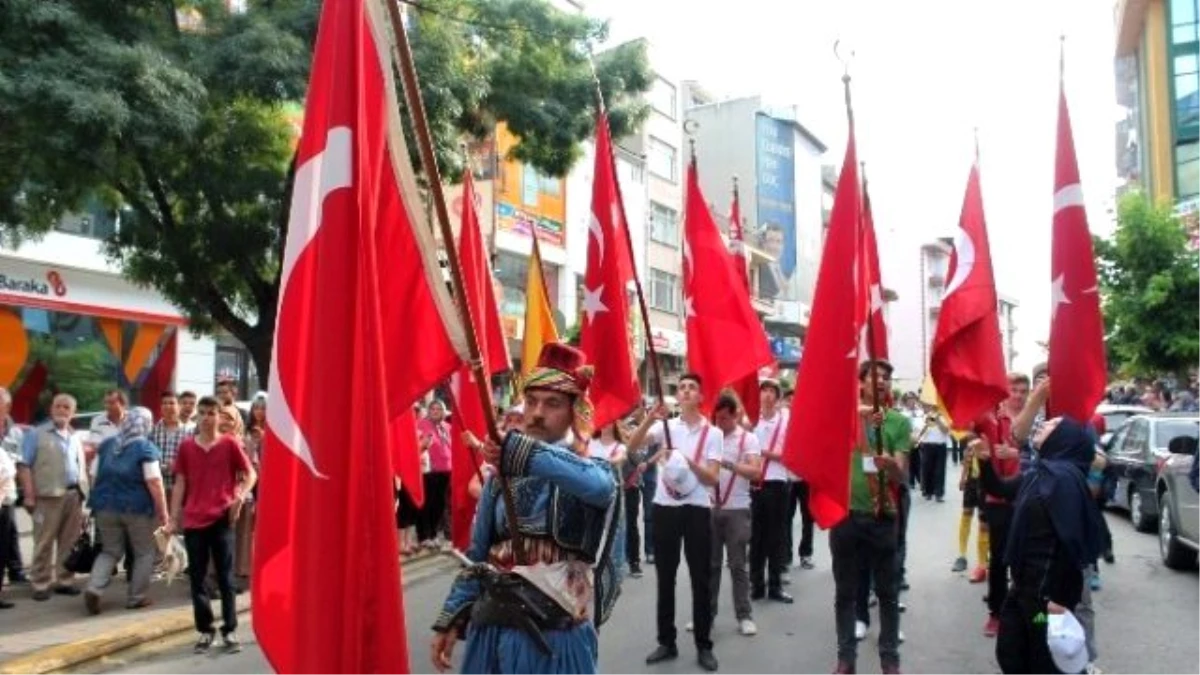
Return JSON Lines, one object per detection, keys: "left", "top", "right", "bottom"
{"left": 0, "top": 549, "right": 452, "bottom": 675}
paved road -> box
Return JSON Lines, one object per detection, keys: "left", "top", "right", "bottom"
{"left": 101, "top": 480, "right": 1199, "bottom": 673}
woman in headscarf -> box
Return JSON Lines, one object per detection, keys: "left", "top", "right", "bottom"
{"left": 84, "top": 406, "right": 169, "bottom": 614}
{"left": 975, "top": 416, "right": 1104, "bottom": 674}
{"left": 234, "top": 397, "right": 265, "bottom": 586}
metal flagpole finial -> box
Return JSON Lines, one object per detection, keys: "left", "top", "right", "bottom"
{"left": 834, "top": 39, "right": 856, "bottom": 126}
{"left": 1058, "top": 34, "right": 1066, "bottom": 80}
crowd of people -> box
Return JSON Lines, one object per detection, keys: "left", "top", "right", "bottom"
{"left": 422, "top": 344, "right": 1115, "bottom": 675}
{"left": 0, "top": 380, "right": 261, "bottom": 654}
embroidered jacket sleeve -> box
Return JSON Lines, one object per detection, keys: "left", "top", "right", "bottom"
{"left": 499, "top": 432, "right": 616, "bottom": 509}
{"left": 432, "top": 471, "right": 500, "bottom": 636}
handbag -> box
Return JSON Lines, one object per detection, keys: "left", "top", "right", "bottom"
{"left": 64, "top": 518, "right": 101, "bottom": 574}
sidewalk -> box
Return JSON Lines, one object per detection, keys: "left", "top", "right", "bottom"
{"left": 0, "top": 520, "right": 448, "bottom": 674}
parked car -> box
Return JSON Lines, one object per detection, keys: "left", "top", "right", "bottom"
{"left": 1095, "top": 403, "right": 1153, "bottom": 445}
{"left": 1105, "top": 413, "right": 1200, "bottom": 532}
{"left": 1157, "top": 435, "right": 1199, "bottom": 569}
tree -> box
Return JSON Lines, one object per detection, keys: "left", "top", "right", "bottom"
{"left": 0, "top": 0, "right": 651, "bottom": 388}
{"left": 1094, "top": 190, "right": 1200, "bottom": 379}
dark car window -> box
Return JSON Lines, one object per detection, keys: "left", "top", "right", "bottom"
{"left": 1153, "top": 419, "right": 1200, "bottom": 452}
{"left": 1107, "top": 424, "right": 1131, "bottom": 454}
{"left": 1119, "top": 419, "right": 1149, "bottom": 460}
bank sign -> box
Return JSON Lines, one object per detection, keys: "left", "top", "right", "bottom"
{"left": 755, "top": 114, "right": 797, "bottom": 279}
{"left": 0, "top": 270, "right": 68, "bottom": 297}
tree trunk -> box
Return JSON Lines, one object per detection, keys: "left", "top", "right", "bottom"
{"left": 245, "top": 330, "right": 273, "bottom": 393}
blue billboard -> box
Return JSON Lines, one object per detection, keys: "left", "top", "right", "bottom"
{"left": 754, "top": 114, "right": 797, "bottom": 301}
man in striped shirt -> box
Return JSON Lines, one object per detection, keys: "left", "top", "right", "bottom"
{"left": 149, "top": 391, "right": 192, "bottom": 502}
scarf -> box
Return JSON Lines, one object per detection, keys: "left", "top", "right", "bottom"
{"left": 119, "top": 406, "right": 154, "bottom": 448}
{"left": 1006, "top": 417, "right": 1104, "bottom": 570}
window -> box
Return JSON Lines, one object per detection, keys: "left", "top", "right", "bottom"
{"left": 648, "top": 137, "right": 677, "bottom": 182}
{"left": 54, "top": 197, "right": 118, "bottom": 240}
{"left": 649, "top": 202, "right": 679, "bottom": 247}
{"left": 1169, "top": 0, "right": 1199, "bottom": 199}
{"left": 649, "top": 268, "right": 678, "bottom": 313}
{"left": 649, "top": 78, "right": 677, "bottom": 119}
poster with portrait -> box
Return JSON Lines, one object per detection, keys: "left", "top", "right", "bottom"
{"left": 754, "top": 114, "right": 798, "bottom": 301}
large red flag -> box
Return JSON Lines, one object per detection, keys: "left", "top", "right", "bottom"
{"left": 1048, "top": 83, "right": 1107, "bottom": 421}
{"left": 726, "top": 184, "right": 765, "bottom": 424}
{"left": 780, "top": 131, "right": 864, "bottom": 529}
{"left": 449, "top": 170, "right": 509, "bottom": 551}
{"left": 580, "top": 111, "right": 640, "bottom": 431}
{"left": 683, "top": 159, "right": 773, "bottom": 412}
{"left": 859, "top": 181, "right": 889, "bottom": 361}
{"left": 253, "top": 0, "right": 468, "bottom": 671}
{"left": 930, "top": 154, "right": 1009, "bottom": 427}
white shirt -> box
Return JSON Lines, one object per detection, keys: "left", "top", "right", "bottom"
{"left": 712, "top": 427, "right": 761, "bottom": 510}
{"left": 0, "top": 450, "right": 16, "bottom": 506}
{"left": 586, "top": 439, "right": 625, "bottom": 463}
{"left": 648, "top": 417, "right": 723, "bottom": 508}
{"left": 754, "top": 408, "right": 790, "bottom": 482}
{"left": 89, "top": 414, "right": 122, "bottom": 448}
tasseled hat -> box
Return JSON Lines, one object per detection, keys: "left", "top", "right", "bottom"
{"left": 522, "top": 343, "right": 595, "bottom": 440}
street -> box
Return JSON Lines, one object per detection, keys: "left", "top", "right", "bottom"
{"left": 99, "top": 484, "right": 1198, "bottom": 674}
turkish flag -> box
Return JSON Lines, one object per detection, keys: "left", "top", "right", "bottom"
{"left": 780, "top": 131, "right": 864, "bottom": 529}
{"left": 580, "top": 111, "right": 640, "bottom": 431}
{"left": 683, "top": 160, "right": 773, "bottom": 415}
{"left": 1048, "top": 84, "right": 1107, "bottom": 421}
{"left": 253, "top": 0, "right": 468, "bottom": 672}
{"left": 930, "top": 156, "right": 1009, "bottom": 427}
{"left": 449, "top": 169, "right": 509, "bottom": 552}
{"left": 859, "top": 182, "right": 889, "bottom": 361}
{"left": 726, "top": 185, "right": 765, "bottom": 424}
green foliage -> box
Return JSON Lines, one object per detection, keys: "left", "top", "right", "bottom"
{"left": 1094, "top": 191, "right": 1200, "bottom": 378}
{"left": 27, "top": 337, "right": 114, "bottom": 414}
{"left": 0, "top": 0, "right": 652, "bottom": 386}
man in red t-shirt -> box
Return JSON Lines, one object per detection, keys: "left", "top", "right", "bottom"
{"left": 169, "top": 396, "right": 256, "bottom": 655}
{"left": 975, "top": 372, "right": 1028, "bottom": 638}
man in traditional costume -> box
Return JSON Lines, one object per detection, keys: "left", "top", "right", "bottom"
{"left": 430, "top": 343, "right": 624, "bottom": 674}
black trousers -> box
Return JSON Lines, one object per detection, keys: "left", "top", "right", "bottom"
{"left": 919, "top": 443, "right": 947, "bottom": 498}
{"left": 0, "top": 505, "right": 11, "bottom": 594}
{"left": 831, "top": 514, "right": 901, "bottom": 670}
{"left": 624, "top": 486, "right": 642, "bottom": 566}
{"left": 417, "top": 471, "right": 449, "bottom": 543}
{"left": 750, "top": 481, "right": 789, "bottom": 592}
{"left": 653, "top": 504, "right": 713, "bottom": 651}
{"left": 785, "top": 480, "right": 815, "bottom": 560}
{"left": 985, "top": 503, "right": 1013, "bottom": 616}
{"left": 908, "top": 445, "right": 922, "bottom": 489}
{"left": 185, "top": 517, "right": 237, "bottom": 636}
{"left": 996, "top": 591, "right": 1071, "bottom": 674}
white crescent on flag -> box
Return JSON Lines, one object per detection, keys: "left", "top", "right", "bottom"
{"left": 266, "top": 126, "right": 353, "bottom": 480}
{"left": 944, "top": 223, "right": 976, "bottom": 298}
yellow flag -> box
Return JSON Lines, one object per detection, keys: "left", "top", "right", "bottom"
{"left": 920, "top": 373, "right": 970, "bottom": 440}
{"left": 521, "top": 235, "right": 559, "bottom": 378}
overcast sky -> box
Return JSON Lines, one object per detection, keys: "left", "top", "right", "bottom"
{"left": 594, "top": 0, "right": 1119, "bottom": 373}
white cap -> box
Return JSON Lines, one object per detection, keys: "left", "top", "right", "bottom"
{"left": 1046, "top": 610, "right": 1088, "bottom": 675}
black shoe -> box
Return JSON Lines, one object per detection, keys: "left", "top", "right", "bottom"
{"left": 1103, "top": 550, "right": 1115, "bottom": 564}
{"left": 899, "top": 580, "right": 910, "bottom": 591}
{"left": 767, "top": 590, "right": 794, "bottom": 604}
{"left": 646, "top": 645, "right": 678, "bottom": 664}
{"left": 630, "top": 563, "right": 643, "bottom": 578}
{"left": 936, "top": 496, "right": 945, "bottom": 503}
{"left": 54, "top": 585, "right": 81, "bottom": 597}
{"left": 646, "top": 554, "right": 655, "bottom": 565}
{"left": 750, "top": 588, "right": 765, "bottom": 601}
{"left": 194, "top": 631, "right": 215, "bottom": 654}
{"left": 84, "top": 590, "right": 101, "bottom": 615}
{"left": 32, "top": 590, "right": 50, "bottom": 601}
{"left": 698, "top": 648, "right": 719, "bottom": 672}
{"left": 0, "top": 598, "right": 13, "bottom": 609}
{"left": 8, "top": 571, "right": 28, "bottom": 585}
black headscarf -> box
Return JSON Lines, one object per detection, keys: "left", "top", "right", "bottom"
{"left": 1006, "top": 417, "right": 1104, "bottom": 570}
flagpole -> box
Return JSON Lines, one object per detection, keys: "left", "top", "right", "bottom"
{"left": 586, "top": 56, "right": 674, "bottom": 449}
{"left": 385, "top": 0, "right": 526, "bottom": 561}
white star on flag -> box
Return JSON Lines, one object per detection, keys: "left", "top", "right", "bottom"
{"left": 583, "top": 284, "right": 608, "bottom": 323}
{"left": 1051, "top": 274, "right": 1071, "bottom": 319}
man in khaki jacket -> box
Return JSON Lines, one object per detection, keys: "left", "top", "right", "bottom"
{"left": 17, "top": 394, "right": 89, "bottom": 600}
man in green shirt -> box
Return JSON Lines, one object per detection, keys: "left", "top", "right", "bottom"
{"left": 830, "top": 360, "right": 910, "bottom": 675}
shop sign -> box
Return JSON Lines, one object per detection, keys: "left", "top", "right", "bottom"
{"left": 0, "top": 269, "right": 68, "bottom": 297}
{"left": 649, "top": 327, "right": 686, "bottom": 356}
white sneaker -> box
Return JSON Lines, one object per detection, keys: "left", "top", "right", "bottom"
{"left": 685, "top": 620, "right": 694, "bottom": 632}
{"left": 855, "top": 621, "right": 868, "bottom": 640}
{"left": 739, "top": 619, "right": 757, "bottom": 636}
{"left": 1087, "top": 664, "right": 1103, "bottom": 675}
{"left": 899, "top": 630, "right": 906, "bottom": 643}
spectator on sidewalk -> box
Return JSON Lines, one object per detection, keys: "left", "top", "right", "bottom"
{"left": 416, "top": 399, "right": 451, "bottom": 548}
{"left": 235, "top": 397, "right": 266, "bottom": 587}
{"left": 83, "top": 407, "right": 170, "bottom": 614}
{"left": 178, "top": 391, "right": 198, "bottom": 429}
{"left": 1, "top": 387, "right": 27, "bottom": 585}
{"left": 149, "top": 391, "right": 192, "bottom": 508}
{"left": 0, "top": 439, "right": 16, "bottom": 608}
{"left": 169, "top": 396, "right": 257, "bottom": 655}
{"left": 18, "top": 394, "right": 89, "bottom": 601}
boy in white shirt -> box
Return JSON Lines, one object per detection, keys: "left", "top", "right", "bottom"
{"left": 709, "top": 392, "right": 762, "bottom": 637}
{"left": 628, "top": 373, "right": 722, "bottom": 672}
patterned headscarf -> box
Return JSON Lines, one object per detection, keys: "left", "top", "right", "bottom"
{"left": 120, "top": 406, "right": 154, "bottom": 447}
{"left": 522, "top": 343, "right": 595, "bottom": 441}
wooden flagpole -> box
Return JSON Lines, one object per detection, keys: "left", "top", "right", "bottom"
{"left": 385, "top": 0, "right": 525, "bottom": 561}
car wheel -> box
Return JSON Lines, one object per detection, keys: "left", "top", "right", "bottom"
{"left": 1159, "top": 496, "right": 1198, "bottom": 570}
{"left": 1130, "top": 488, "right": 1155, "bottom": 533}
